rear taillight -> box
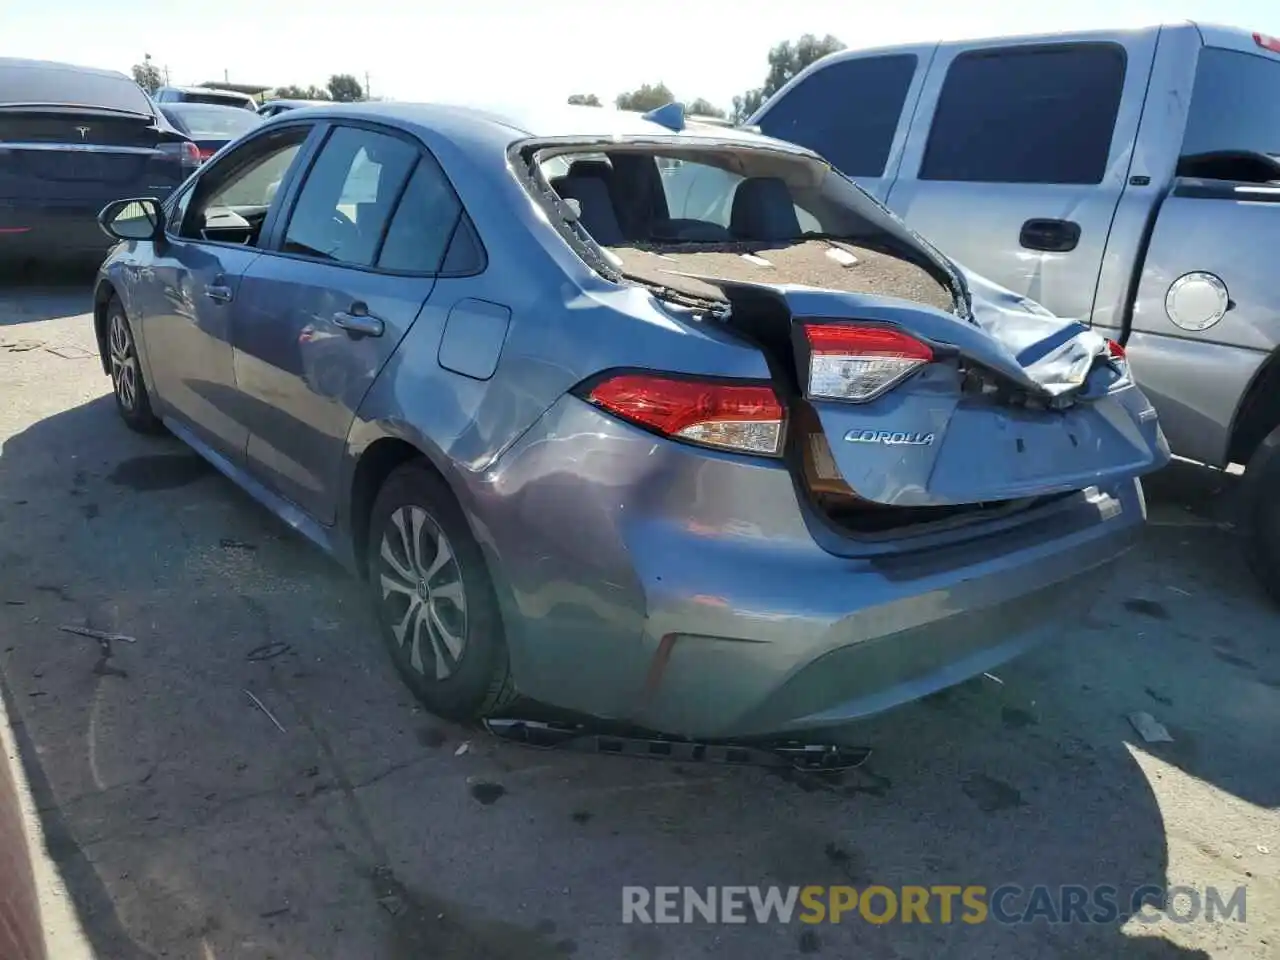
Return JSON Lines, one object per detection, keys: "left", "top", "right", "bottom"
{"left": 1255, "top": 32, "right": 1280, "bottom": 54}
{"left": 1106, "top": 339, "right": 1126, "bottom": 359}
{"left": 160, "top": 141, "right": 201, "bottom": 170}
{"left": 585, "top": 373, "right": 785, "bottom": 456}
{"left": 802, "top": 323, "right": 933, "bottom": 402}
{"left": 197, "top": 146, "right": 217, "bottom": 162}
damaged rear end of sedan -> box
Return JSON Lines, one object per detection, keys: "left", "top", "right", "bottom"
{"left": 515, "top": 127, "right": 1166, "bottom": 538}
{"left": 485, "top": 117, "right": 1169, "bottom": 738}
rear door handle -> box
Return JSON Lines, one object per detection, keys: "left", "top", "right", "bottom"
{"left": 333, "top": 304, "right": 384, "bottom": 338}
{"left": 204, "top": 284, "right": 233, "bottom": 303}
{"left": 1019, "top": 218, "right": 1081, "bottom": 253}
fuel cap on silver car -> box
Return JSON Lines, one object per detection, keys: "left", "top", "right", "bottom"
{"left": 1165, "top": 272, "right": 1230, "bottom": 331}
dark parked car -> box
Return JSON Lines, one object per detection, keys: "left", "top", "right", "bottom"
{"left": 258, "top": 98, "right": 327, "bottom": 118}
{"left": 158, "top": 102, "right": 263, "bottom": 163}
{"left": 0, "top": 57, "right": 196, "bottom": 264}
{"left": 92, "top": 102, "right": 1168, "bottom": 739}
{"left": 153, "top": 85, "right": 257, "bottom": 110}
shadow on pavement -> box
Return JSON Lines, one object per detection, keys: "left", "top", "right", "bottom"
{"left": 0, "top": 392, "right": 1242, "bottom": 959}
{"left": 0, "top": 275, "right": 95, "bottom": 328}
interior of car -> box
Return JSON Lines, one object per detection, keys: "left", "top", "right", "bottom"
{"left": 179, "top": 134, "right": 306, "bottom": 247}
{"left": 546, "top": 152, "right": 814, "bottom": 246}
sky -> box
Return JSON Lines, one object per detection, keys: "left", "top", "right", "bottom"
{"left": 4, "top": 0, "right": 1280, "bottom": 113}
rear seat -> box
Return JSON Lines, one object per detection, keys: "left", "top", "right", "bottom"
{"left": 730, "top": 176, "right": 802, "bottom": 241}
{"left": 550, "top": 173, "right": 626, "bottom": 245}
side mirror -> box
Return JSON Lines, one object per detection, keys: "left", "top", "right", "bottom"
{"left": 98, "top": 197, "right": 164, "bottom": 242}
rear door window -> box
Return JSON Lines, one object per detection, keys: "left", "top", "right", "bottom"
{"left": 920, "top": 43, "right": 1126, "bottom": 184}
{"left": 757, "top": 54, "right": 918, "bottom": 178}
{"left": 282, "top": 125, "right": 418, "bottom": 266}
{"left": 1182, "top": 47, "right": 1280, "bottom": 160}
{"left": 377, "top": 156, "right": 467, "bottom": 274}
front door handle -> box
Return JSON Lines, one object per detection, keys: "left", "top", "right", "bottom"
{"left": 333, "top": 304, "right": 384, "bottom": 338}
{"left": 1019, "top": 218, "right": 1081, "bottom": 253}
{"left": 205, "top": 283, "right": 233, "bottom": 304}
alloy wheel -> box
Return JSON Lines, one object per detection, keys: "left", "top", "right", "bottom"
{"left": 377, "top": 505, "right": 468, "bottom": 679}
{"left": 108, "top": 311, "right": 139, "bottom": 413}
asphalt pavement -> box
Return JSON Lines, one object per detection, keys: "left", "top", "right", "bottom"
{"left": 0, "top": 286, "right": 1276, "bottom": 960}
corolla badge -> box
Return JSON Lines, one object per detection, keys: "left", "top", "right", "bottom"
{"left": 844, "top": 429, "right": 936, "bottom": 446}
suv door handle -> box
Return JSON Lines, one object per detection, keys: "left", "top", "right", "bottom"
{"left": 1019, "top": 218, "right": 1081, "bottom": 253}
{"left": 204, "top": 283, "right": 233, "bottom": 303}
{"left": 332, "top": 304, "right": 384, "bottom": 338}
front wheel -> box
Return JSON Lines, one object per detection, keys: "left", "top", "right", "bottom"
{"left": 1243, "top": 424, "right": 1280, "bottom": 606}
{"left": 365, "top": 462, "right": 514, "bottom": 720}
{"left": 105, "top": 296, "right": 163, "bottom": 434}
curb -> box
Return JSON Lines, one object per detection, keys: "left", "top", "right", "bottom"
{"left": 0, "top": 683, "right": 94, "bottom": 960}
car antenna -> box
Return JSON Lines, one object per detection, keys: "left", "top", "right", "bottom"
{"left": 642, "top": 101, "right": 686, "bottom": 132}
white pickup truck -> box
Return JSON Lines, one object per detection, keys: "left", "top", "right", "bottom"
{"left": 749, "top": 21, "right": 1280, "bottom": 601}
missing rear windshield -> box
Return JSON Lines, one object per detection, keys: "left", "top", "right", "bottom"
{"left": 519, "top": 141, "right": 960, "bottom": 314}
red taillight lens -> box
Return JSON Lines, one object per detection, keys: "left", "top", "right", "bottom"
{"left": 160, "top": 141, "right": 202, "bottom": 169}
{"left": 197, "top": 146, "right": 216, "bottom": 162}
{"left": 586, "top": 373, "right": 785, "bottom": 456}
{"left": 1106, "top": 339, "right": 1126, "bottom": 360}
{"left": 802, "top": 323, "right": 933, "bottom": 402}
{"left": 1255, "top": 32, "right": 1280, "bottom": 54}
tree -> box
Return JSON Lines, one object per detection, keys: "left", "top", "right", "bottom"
{"left": 731, "top": 33, "right": 844, "bottom": 122}
{"left": 731, "top": 89, "right": 766, "bottom": 124}
{"left": 686, "top": 97, "right": 726, "bottom": 119}
{"left": 131, "top": 55, "right": 162, "bottom": 95}
{"left": 327, "top": 73, "right": 364, "bottom": 102}
{"left": 615, "top": 82, "right": 674, "bottom": 113}
{"left": 567, "top": 93, "right": 602, "bottom": 107}
{"left": 272, "top": 84, "right": 331, "bottom": 101}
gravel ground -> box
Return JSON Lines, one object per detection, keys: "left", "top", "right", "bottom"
{"left": 0, "top": 286, "right": 1276, "bottom": 960}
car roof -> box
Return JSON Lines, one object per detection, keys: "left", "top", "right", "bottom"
{"left": 268, "top": 100, "right": 813, "bottom": 155}
{"left": 162, "top": 100, "right": 250, "bottom": 112}
{"left": 162, "top": 85, "right": 253, "bottom": 97}
{"left": 0, "top": 56, "right": 130, "bottom": 80}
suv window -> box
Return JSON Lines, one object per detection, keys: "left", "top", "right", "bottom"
{"left": 377, "top": 156, "right": 465, "bottom": 273}
{"left": 660, "top": 159, "right": 743, "bottom": 225}
{"left": 1183, "top": 48, "right": 1280, "bottom": 160}
{"left": 283, "top": 125, "right": 418, "bottom": 266}
{"left": 180, "top": 128, "right": 308, "bottom": 245}
{"left": 921, "top": 43, "right": 1126, "bottom": 185}
{"left": 757, "top": 54, "right": 918, "bottom": 178}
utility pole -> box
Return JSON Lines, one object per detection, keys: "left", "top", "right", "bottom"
{"left": 224, "top": 68, "right": 230, "bottom": 83}
{"left": 364, "top": 71, "right": 371, "bottom": 100}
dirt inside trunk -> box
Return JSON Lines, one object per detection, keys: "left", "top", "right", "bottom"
{"left": 607, "top": 239, "right": 955, "bottom": 312}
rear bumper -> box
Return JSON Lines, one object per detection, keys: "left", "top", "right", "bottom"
{"left": 0, "top": 196, "right": 167, "bottom": 261}
{"left": 0, "top": 203, "right": 110, "bottom": 259}
{"left": 470, "top": 397, "right": 1146, "bottom": 739}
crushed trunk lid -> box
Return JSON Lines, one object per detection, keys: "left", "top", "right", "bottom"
{"left": 691, "top": 274, "right": 1170, "bottom": 508}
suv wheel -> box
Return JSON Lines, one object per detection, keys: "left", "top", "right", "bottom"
{"left": 366, "top": 462, "right": 514, "bottom": 719}
{"left": 1244, "top": 424, "right": 1280, "bottom": 606}
{"left": 106, "top": 296, "right": 163, "bottom": 433}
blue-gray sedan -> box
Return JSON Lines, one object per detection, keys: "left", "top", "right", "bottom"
{"left": 91, "top": 101, "right": 1170, "bottom": 738}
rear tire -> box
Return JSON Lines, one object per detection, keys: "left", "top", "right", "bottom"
{"left": 105, "top": 296, "right": 163, "bottom": 434}
{"left": 365, "top": 461, "right": 514, "bottom": 720}
{"left": 1243, "top": 425, "right": 1280, "bottom": 606}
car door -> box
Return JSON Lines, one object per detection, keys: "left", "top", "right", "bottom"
{"left": 752, "top": 47, "right": 933, "bottom": 203}
{"left": 232, "top": 122, "right": 459, "bottom": 524}
{"left": 885, "top": 32, "right": 1158, "bottom": 322}
{"left": 138, "top": 123, "right": 318, "bottom": 460}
